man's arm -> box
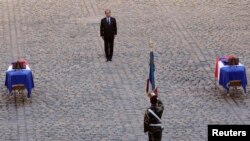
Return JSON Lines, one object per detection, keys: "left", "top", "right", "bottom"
{"left": 113, "top": 18, "right": 117, "bottom": 35}
{"left": 157, "top": 99, "right": 163, "bottom": 108}
{"left": 100, "top": 19, "right": 104, "bottom": 37}
{"left": 144, "top": 110, "right": 149, "bottom": 132}
{"left": 157, "top": 99, "right": 164, "bottom": 117}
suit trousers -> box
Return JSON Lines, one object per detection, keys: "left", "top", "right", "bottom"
{"left": 104, "top": 37, "right": 114, "bottom": 60}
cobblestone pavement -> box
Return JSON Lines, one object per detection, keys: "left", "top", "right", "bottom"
{"left": 0, "top": 0, "right": 250, "bottom": 140}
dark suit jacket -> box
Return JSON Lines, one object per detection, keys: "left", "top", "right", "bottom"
{"left": 100, "top": 17, "right": 117, "bottom": 39}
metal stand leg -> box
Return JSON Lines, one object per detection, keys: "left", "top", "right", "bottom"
{"left": 233, "top": 86, "right": 237, "bottom": 95}
{"left": 226, "top": 88, "right": 230, "bottom": 96}
{"left": 215, "top": 79, "right": 217, "bottom": 90}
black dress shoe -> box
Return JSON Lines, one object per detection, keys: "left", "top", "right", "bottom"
{"left": 106, "top": 59, "right": 109, "bottom": 62}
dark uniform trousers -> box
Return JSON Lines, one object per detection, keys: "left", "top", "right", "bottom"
{"left": 148, "top": 126, "right": 162, "bottom": 141}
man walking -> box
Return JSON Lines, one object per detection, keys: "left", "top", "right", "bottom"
{"left": 100, "top": 9, "right": 117, "bottom": 62}
{"left": 144, "top": 92, "right": 164, "bottom": 141}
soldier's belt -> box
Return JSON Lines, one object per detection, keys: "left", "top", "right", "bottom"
{"left": 149, "top": 124, "right": 162, "bottom": 127}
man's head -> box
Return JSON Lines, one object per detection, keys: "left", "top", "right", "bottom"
{"left": 149, "top": 92, "right": 158, "bottom": 104}
{"left": 150, "top": 95, "right": 158, "bottom": 105}
{"left": 105, "top": 9, "right": 111, "bottom": 17}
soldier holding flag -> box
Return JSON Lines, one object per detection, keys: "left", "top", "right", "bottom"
{"left": 144, "top": 39, "right": 164, "bottom": 141}
{"left": 144, "top": 92, "right": 164, "bottom": 141}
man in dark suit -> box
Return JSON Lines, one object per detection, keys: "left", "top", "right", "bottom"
{"left": 100, "top": 9, "right": 117, "bottom": 62}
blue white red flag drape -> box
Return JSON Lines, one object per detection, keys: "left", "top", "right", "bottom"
{"left": 146, "top": 51, "right": 158, "bottom": 95}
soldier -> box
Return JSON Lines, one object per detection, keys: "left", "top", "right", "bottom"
{"left": 144, "top": 92, "right": 164, "bottom": 141}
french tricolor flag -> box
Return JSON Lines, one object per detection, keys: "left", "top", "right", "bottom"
{"left": 146, "top": 51, "right": 158, "bottom": 95}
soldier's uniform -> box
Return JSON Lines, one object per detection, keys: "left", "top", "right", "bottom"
{"left": 144, "top": 96, "right": 164, "bottom": 141}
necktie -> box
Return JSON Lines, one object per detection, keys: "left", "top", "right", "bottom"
{"left": 107, "top": 17, "right": 110, "bottom": 24}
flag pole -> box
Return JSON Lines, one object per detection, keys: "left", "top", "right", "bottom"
{"left": 148, "top": 38, "right": 158, "bottom": 96}
{"left": 146, "top": 37, "right": 155, "bottom": 97}
{"left": 148, "top": 37, "right": 154, "bottom": 51}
